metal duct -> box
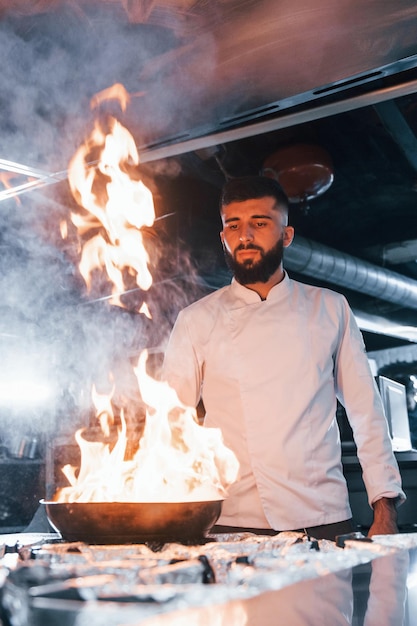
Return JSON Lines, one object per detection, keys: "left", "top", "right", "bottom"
{"left": 285, "top": 234, "right": 417, "bottom": 309}
{"left": 352, "top": 309, "right": 417, "bottom": 343}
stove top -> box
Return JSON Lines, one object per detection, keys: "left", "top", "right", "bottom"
{"left": 1, "top": 531, "right": 417, "bottom": 625}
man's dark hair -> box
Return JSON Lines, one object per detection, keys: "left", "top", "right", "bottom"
{"left": 220, "top": 175, "right": 289, "bottom": 211}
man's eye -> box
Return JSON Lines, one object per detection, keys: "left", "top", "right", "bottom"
{"left": 228, "top": 224, "right": 238, "bottom": 230}
{"left": 256, "top": 221, "right": 267, "bottom": 227}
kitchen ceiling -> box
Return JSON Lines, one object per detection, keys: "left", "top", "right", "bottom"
{"left": 2, "top": 0, "right": 417, "bottom": 364}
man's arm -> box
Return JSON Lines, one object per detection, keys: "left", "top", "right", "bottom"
{"left": 162, "top": 311, "right": 202, "bottom": 409}
{"left": 367, "top": 497, "right": 398, "bottom": 537}
{"left": 334, "top": 298, "right": 405, "bottom": 523}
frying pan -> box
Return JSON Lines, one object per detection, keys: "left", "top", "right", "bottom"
{"left": 41, "top": 499, "right": 222, "bottom": 544}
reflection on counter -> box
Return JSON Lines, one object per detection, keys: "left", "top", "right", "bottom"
{"left": 1, "top": 532, "right": 417, "bottom": 625}
{"left": 141, "top": 569, "right": 355, "bottom": 626}
{"left": 134, "top": 543, "right": 417, "bottom": 626}
{"left": 142, "top": 551, "right": 417, "bottom": 626}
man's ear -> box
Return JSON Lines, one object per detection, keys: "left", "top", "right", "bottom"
{"left": 220, "top": 231, "right": 225, "bottom": 245}
{"left": 283, "top": 226, "right": 295, "bottom": 247}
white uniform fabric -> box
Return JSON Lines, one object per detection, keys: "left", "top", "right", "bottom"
{"left": 162, "top": 273, "right": 404, "bottom": 530}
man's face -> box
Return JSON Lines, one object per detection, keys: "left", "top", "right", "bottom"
{"left": 220, "top": 196, "right": 294, "bottom": 284}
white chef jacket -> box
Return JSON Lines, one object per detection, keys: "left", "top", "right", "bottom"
{"left": 162, "top": 273, "right": 404, "bottom": 530}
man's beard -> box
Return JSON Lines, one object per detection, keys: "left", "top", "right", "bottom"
{"left": 223, "top": 237, "right": 284, "bottom": 284}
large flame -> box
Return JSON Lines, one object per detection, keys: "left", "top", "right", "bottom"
{"left": 67, "top": 104, "right": 155, "bottom": 308}
{"left": 57, "top": 84, "right": 239, "bottom": 504}
{"left": 55, "top": 350, "right": 239, "bottom": 503}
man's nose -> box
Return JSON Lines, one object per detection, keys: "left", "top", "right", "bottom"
{"left": 239, "top": 226, "right": 254, "bottom": 242}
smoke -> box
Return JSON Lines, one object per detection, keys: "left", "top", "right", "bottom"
{"left": 0, "top": 4, "right": 212, "bottom": 455}
{"left": 0, "top": 160, "right": 205, "bottom": 457}
{"left": 0, "top": 4, "right": 218, "bottom": 168}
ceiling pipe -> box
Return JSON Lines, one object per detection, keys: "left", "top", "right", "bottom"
{"left": 285, "top": 234, "right": 417, "bottom": 309}
{"left": 351, "top": 309, "right": 417, "bottom": 343}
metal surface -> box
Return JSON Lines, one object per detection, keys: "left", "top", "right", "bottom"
{"left": 42, "top": 499, "right": 223, "bottom": 544}
{"left": 138, "top": 75, "right": 417, "bottom": 162}
{"left": 2, "top": 532, "right": 417, "bottom": 626}
{"left": 3, "top": 1, "right": 417, "bottom": 159}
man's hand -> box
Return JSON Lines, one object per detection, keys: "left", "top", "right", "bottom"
{"left": 367, "top": 497, "right": 398, "bottom": 537}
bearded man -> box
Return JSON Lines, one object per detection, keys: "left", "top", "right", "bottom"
{"left": 162, "top": 175, "right": 404, "bottom": 540}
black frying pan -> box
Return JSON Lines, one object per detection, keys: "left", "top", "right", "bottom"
{"left": 41, "top": 499, "right": 222, "bottom": 544}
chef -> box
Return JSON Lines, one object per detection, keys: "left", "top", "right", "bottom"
{"left": 162, "top": 175, "right": 405, "bottom": 540}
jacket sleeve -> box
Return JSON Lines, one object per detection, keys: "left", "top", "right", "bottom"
{"left": 334, "top": 297, "right": 405, "bottom": 506}
{"left": 161, "top": 310, "right": 202, "bottom": 409}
